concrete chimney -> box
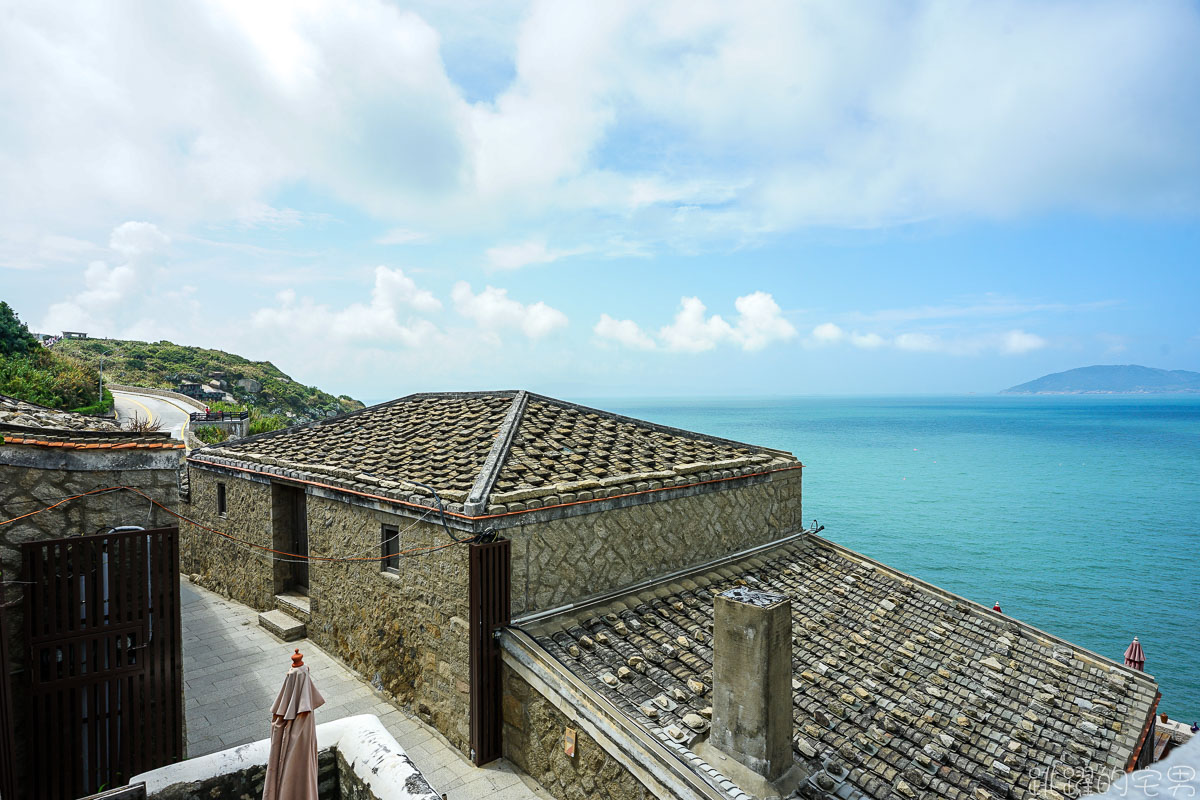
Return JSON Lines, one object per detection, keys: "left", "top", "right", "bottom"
{"left": 710, "top": 586, "right": 793, "bottom": 782}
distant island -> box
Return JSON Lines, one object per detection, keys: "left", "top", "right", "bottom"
{"left": 1003, "top": 365, "right": 1200, "bottom": 394}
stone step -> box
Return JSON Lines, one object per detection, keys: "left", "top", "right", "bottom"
{"left": 258, "top": 609, "right": 306, "bottom": 641}
{"left": 275, "top": 590, "right": 311, "bottom": 622}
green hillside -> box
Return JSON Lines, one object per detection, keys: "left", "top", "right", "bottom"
{"left": 0, "top": 301, "right": 110, "bottom": 413}
{"left": 57, "top": 337, "right": 364, "bottom": 421}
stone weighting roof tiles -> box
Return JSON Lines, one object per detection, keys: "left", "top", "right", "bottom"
{"left": 0, "top": 393, "right": 181, "bottom": 449}
{"left": 522, "top": 534, "right": 1159, "bottom": 800}
{"left": 190, "top": 390, "right": 798, "bottom": 517}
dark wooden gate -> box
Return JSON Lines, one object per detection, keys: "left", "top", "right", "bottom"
{"left": 0, "top": 592, "right": 17, "bottom": 800}
{"left": 468, "top": 537, "right": 510, "bottom": 765}
{"left": 20, "top": 527, "right": 183, "bottom": 800}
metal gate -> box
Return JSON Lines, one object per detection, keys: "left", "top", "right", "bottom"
{"left": 468, "top": 537, "right": 510, "bottom": 766}
{"left": 20, "top": 527, "right": 183, "bottom": 799}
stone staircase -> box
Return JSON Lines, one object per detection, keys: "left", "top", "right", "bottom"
{"left": 257, "top": 591, "right": 311, "bottom": 641}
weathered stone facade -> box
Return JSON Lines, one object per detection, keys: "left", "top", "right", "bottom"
{"left": 183, "top": 460, "right": 803, "bottom": 761}
{"left": 184, "top": 466, "right": 473, "bottom": 752}
{"left": 504, "top": 468, "right": 802, "bottom": 616}
{"left": 502, "top": 668, "right": 656, "bottom": 800}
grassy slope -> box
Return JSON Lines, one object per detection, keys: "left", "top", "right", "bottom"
{"left": 57, "top": 338, "right": 364, "bottom": 421}
{"left": 0, "top": 348, "right": 108, "bottom": 412}
{"left": 0, "top": 300, "right": 109, "bottom": 412}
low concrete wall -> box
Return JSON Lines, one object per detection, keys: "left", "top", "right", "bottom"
{"left": 132, "top": 714, "right": 440, "bottom": 799}
{"left": 107, "top": 383, "right": 207, "bottom": 412}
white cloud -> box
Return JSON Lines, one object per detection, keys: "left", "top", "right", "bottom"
{"left": 850, "top": 332, "right": 886, "bottom": 349}
{"left": 810, "top": 322, "right": 846, "bottom": 344}
{"left": 1000, "top": 329, "right": 1047, "bottom": 355}
{"left": 40, "top": 221, "right": 172, "bottom": 335}
{"left": 808, "top": 323, "right": 886, "bottom": 350}
{"left": 594, "top": 314, "right": 656, "bottom": 350}
{"left": 894, "top": 332, "right": 944, "bottom": 353}
{"left": 371, "top": 266, "right": 441, "bottom": 314}
{"left": 807, "top": 323, "right": 1047, "bottom": 355}
{"left": 251, "top": 266, "right": 442, "bottom": 344}
{"left": 733, "top": 291, "right": 797, "bottom": 351}
{"left": 893, "top": 329, "right": 1049, "bottom": 356}
{"left": 3, "top": 0, "right": 1196, "bottom": 243}
{"left": 658, "top": 297, "right": 737, "bottom": 353}
{"left": 600, "top": 292, "right": 795, "bottom": 353}
{"left": 375, "top": 228, "right": 429, "bottom": 245}
{"left": 451, "top": 282, "right": 568, "bottom": 339}
{"left": 486, "top": 239, "right": 588, "bottom": 270}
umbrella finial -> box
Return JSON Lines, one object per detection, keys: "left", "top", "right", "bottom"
{"left": 292, "top": 648, "right": 304, "bottom": 668}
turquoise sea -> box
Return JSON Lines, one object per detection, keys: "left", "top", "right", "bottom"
{"left": 588, "top": 396, "right": 1200, "bottom": 723}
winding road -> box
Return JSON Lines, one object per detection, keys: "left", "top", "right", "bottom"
{"left": 111, "top": 390, "right": 194, "bottom": 443}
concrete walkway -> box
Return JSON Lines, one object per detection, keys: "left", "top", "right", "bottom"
{"left": 181, "top": 578, "right": 550, "bottom": 800}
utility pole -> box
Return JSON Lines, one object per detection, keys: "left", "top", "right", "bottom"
{"left": 99, "top": 357, "right": 104, "bottom": 403}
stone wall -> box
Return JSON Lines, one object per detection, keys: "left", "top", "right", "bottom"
{"left": 182, "top": 468, "right": 277, "bottom": 609}
{"left": 304, "top": 493, "right": 471, "bottom": 752}
{"left": 183, "top": 466, "right": 473, "bottom": 753}
{"left": 0, "top": 450, "right": 181, "bottom": 617}
{"left": 502, "top": 667, "right": 656, "bottom": 800}
{"left": 507, "top": 469, "right": 802, "bottom": 615}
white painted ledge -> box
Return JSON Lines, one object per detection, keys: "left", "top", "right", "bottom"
{"left": 131, "top": 713, "right": 439, "bottom": 799}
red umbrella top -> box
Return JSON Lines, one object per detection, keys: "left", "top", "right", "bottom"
{"left": 1124, "top": 636, "right": 1145, "bottom": 671}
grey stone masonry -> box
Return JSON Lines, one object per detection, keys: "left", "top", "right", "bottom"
{"left": 710, "top": 588, "right": 792, "bottom": 781}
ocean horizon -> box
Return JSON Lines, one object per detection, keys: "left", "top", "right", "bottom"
{"left": 575, "top": 394, "right": 1200, "bottom": 723}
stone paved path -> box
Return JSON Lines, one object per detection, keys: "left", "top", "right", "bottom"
{"left": 182, "top": 578, "right": 551, "bottom": 800}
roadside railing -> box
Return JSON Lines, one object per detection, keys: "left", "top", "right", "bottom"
{"left": 189, "top": 410, "right": 250, "bottom": 422}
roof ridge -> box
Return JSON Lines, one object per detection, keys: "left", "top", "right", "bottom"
{"left": 464, "top": 390, "right": 529, "bottom": 516}
{"left": 196, "top": 390, "right": 525, "bottom": 455}
{"left": 524, "top": 392, "right": 795, "bottom": 457}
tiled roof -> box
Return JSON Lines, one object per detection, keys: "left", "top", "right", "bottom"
{"left": 0, "top": 394, "right": 180, "bottom": 449}
{"left": 0, "top": 422, "right": 183, "bottom": 450}
{"left": 522, "top": 535, "right": 1158, "bottom": 800}
{"left": 197, "top": 393, "right": 514, "bottom": 502}
{"left": 192, "top": 391, "right": 798, "bottom": 516}
{"left": 490, "top": 398, "right": 777, "bottom": 503}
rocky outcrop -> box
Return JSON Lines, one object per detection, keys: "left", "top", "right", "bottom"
{"left": 0, "top": 394, "right": 119, "bottom": 431}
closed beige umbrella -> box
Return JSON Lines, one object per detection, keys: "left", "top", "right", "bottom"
{"left": 263, "top": 649, "right": 326, "bottom": 800}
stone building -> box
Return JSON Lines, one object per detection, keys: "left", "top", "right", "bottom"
{"left": 180, "top": 390, "right": 1159, "bottom": 800}
{"left": 181, "top": 390, "right": 802, "bottom": 752}
{"left": 508, "top": 535, "right": 1160, "bottom": 800}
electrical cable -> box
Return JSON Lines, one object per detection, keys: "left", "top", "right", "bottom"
{"left": 0, "top": 485, "right": 469, "bottom": 563}
{"left": 373, "top": 476, "right": 472, "bottom": 544}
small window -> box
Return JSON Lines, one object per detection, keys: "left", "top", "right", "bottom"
{"left": 381, "top": 524, "right": 399, "bottom": 574}
{"left": 217, "top": 482, "right": 227, "bottom": 516}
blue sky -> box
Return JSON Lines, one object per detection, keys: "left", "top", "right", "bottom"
{"left": 3, "top": 1, "right": 1199, "bottom": 404}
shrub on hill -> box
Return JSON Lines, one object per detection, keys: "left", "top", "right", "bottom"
{"left": 57, "top": 338, "right": 363, "bottom": 423}
{"left": 0, "top": 301, "right": 108, "bottom": 412}
{"left": 0, "top": 301, "right": 39, "bottom": 356}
